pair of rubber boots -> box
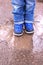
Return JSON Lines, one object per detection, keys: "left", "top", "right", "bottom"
{"left": 14, "top": 23, "right": 34, "bottom": 36}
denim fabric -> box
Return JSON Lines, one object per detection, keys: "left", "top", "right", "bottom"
{"left": 12, "top": 0, "right": 35, "bottom": 24}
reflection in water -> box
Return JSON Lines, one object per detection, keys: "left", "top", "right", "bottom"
{"left": 33, "top": 15, "right": 43, "bottom": 53}
{"left": 0, "top": 24, "right": 13, "bottom": 41}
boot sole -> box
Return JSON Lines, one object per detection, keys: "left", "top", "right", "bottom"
{"left": 25, "top": 30, "right": 34, "bottom": 34}
{"left": 13, "top": 32, "right": 24, "bottom": 37}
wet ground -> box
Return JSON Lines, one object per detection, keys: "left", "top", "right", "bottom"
{"left": 0, "top": 0, "right": 43, "bottom": 65}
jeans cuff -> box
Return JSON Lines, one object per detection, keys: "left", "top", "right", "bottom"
{"left": 25, "top": 20, "right": 34, "bottom": 23}
{"left": 14, "top": 21, "right": 24, "bottom": 24}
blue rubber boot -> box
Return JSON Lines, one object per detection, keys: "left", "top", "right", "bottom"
{"left": 14, "top": 23, "right": 23, "bottom": 36}
{"left": 25, "top": 23, "right": 34, "bottom": 34}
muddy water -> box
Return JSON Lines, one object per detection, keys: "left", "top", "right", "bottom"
{"left": 0, "top": 1, "right": 43, "bottom": 65}
{"left": 0, "top": 23, "right": 43, "bottom": 65}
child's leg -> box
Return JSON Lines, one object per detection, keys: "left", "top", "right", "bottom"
{"left": 25, "top": 0, "right": 35, "bottom": 33}
{"left": 12, "top": 0, "right": 24, "bottom": 36}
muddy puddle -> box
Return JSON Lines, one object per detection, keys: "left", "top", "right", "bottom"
{"left": 0, "top": 1, "right": 43, "bottom": 65}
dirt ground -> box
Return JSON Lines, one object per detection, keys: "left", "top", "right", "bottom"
{"left": 0, "top": 0, "right": 43, "bottom": 65}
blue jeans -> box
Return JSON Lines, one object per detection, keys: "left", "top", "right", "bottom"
{"left": 12, "top": 0, "right": 35, "bottom": 24}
